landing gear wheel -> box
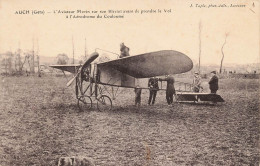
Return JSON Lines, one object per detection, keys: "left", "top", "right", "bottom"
{"left": 97, "top": 95, "right": 112, "bottom": 111}
{"left": 77, "top": 96, "right": 92, "bottom": 111}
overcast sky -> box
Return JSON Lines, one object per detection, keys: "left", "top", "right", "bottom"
{"left": 0, "top": 0, "right": 259, "bottom": 65}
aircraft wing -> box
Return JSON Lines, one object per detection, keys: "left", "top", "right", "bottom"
{"left": 97, "top": 50, "right": 193, "bottom": 78}
{"left": 49, "top": 64, "right": 81, "bottom": 73}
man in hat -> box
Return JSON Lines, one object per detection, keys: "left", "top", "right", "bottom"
{"left": 193, "top": 72, "right": 202, "bottom": 92}
{"left": 119, "top": 42, "right": 130, "bottom": 58}
{"left": 159, "top": 75, "right": 176, "bottom": 106}
{"left": 209, "top": 71, "right": 219, "bottom": 94}
{"left": 148, "top": 77, "right": 159, "bottom": 105}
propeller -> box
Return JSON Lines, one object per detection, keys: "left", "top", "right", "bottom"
{"left": 66, "top": 52, "right": 99, "bottom": 87}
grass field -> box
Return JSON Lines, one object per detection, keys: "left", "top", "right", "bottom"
{"left": 0, "top": 75, "right": 259, "bottom": 165}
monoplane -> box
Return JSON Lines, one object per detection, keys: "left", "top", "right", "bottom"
{"left": 50, "top": 50, "right": 194, "bottom": 111}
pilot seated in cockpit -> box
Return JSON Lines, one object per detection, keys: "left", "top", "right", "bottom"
{"left": 119, "top": 42, "right": 130, "bottom": 58}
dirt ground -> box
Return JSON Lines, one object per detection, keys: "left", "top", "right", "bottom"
{"left": 0, "top": 75, "right": 259, "bottom": 166}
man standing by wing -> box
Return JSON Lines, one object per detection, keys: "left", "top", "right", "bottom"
{"left": 209, "top": 71, "right": 219, "bottom": 94}
{"left": 134, "top": 85, "right": 142, "bottom": 107}
{"left": 148, "top": 77, "right": 159, "bottom": 105}
{"left": 193, "top": 72, "right": 202, "bottom": 92}
{"left": 159, "top": 75, "right": 176, "bottom": 106}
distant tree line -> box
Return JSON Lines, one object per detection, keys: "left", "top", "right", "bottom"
{"left": 56, "top": 53, "right": 69, "bottom": 65}
{"left": 0, "top": 49, "right": 39, "bottom": 75}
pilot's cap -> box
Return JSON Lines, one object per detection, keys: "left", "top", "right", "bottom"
{"left": 211, "top": 71, "right": 216, "bottom": 74}
{"left": 194, "top": 72, "right": 199, "bottom": 75}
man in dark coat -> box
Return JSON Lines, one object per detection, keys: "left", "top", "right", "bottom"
{"left": 208, "top": 71, "right": 219, "bottom": 93}
{"left": 119, "top": 43, "right": 130, "bottom": 58}
{"left": 134, "top": 85, "right": 142, "bottom": 107}
{"left": 148, "top": 77, "right": 159, "bottom": 105}
{"left": 159, "top": 75, "right": 176, "bottom": 105}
